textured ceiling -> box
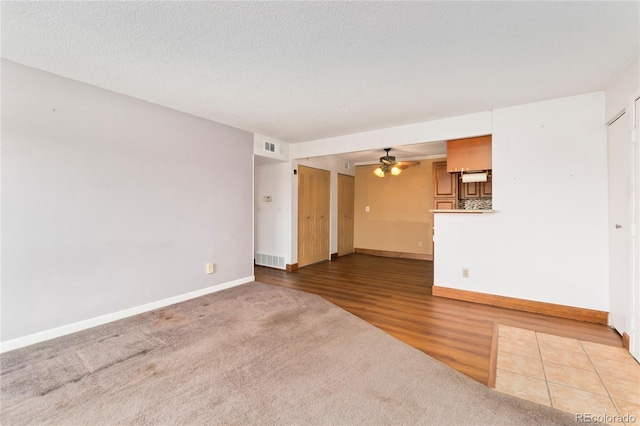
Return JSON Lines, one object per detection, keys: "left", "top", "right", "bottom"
{"left": 2, "top": 2, "right": 638, "bottom": 143}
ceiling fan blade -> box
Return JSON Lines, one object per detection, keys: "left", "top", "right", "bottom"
{"left": 396, "top": 164, "right": 410, "bottom": 170}
{"left": 395, "top": 161, "right": 421, "bottom": 167}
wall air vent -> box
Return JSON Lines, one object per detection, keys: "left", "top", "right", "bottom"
{"left": 256, "top": 253, "right": 286, "bottom": 269}
{"left": 264, "top": 141, "right": 279, "bottom": 154}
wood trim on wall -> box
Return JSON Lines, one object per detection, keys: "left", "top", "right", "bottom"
{"left": 622, "top": 332, "right": 630, "bottom": 350}
{"left": 354, "top": 248, "right": 433, "bottom": 261}
{"left": 286, "top": 263, "right": 298, "bottom": 272}
{"left": 432, "top": 286, "right": 608, "bottom": 325}
{"left": 487, "top": 323, "right": 499, "bottom": 389}
{"left": 331, "top": 252, "right": 339, "bottom": 260}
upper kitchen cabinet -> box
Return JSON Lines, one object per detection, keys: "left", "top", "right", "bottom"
{"left": 433, "top": 161, "right": 457, "bottom": 198}
{"left": 446, "top": 135, "right": 492, "bottom": 173}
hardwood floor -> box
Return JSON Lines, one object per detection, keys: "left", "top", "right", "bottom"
{"left": 255, "top": 254, "right": 622, "bottom": 385}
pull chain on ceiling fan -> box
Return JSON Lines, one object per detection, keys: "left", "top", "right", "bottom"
{"left": 373, "top": 148, "right": 421, "bottom": 178}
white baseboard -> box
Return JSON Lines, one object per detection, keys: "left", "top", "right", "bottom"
{"left": 0, "top": 275, "right": 255, "bottom": 353}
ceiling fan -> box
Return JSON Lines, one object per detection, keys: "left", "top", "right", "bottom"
{"left": 373, "top": 148, "right": 421, "bottom": 178}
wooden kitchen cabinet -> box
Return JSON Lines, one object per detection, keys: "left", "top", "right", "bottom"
{"left": 433, "top": 161, "right": 458, "bottom": 210}
{"left": 480, "top": 176, "right": 492, "bottom": 197}
{"left": 433, "top": 161, "right": 457, "bottom": 198}
{"left": 446, "top": 135, "right": 492, "bottom": 173}
{"left": 459, "top": 175, "right": 492, "bottom": 199}
{"left": 433, "top": 199, "right": 457, "bottom": 210}
{"left": 460, "top": 181, "right": 480, "bottom": 199}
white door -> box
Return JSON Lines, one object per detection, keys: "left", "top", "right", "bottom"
{"left": 607, "top": 111, "right": 633, "bottom": 340}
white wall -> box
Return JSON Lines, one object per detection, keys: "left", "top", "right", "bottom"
{"left": 291, "top": 111, "right": 491, "bottom": 159}
{"left": 605, "top": 55, "right": 639, "bottom": 122}
{"left": 254, "top": 161, "right": 293, "bottom": 265}
{"left": 434, "top": 92, "right": 609, "bottom": 311}
{"left": 253, "top": 134, "right": 293, "bottom": 267}
{"left": 1, "top": 60, "right": 255, "bottom": 343}
{"left": 253, "top": 133, "right": 290, "bottom": 162}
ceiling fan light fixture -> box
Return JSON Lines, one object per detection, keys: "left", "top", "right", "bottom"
{"left": 373, "top": 148, "right": 419, "bottom": 178}
{"left": 373, "top": 167, "right": 385, "bottom": 178}
{"left": 380, "top": 148, "right": 395, "bottom": 165}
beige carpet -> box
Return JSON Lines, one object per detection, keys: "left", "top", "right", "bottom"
{"left": 1, "top": 282, "right": 581, "bottom": 425}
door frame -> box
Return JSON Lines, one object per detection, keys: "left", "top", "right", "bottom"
{"left": 337, "top": 173, "right": 355, "bottom": 257}
{"left": 608, "top": 89, "right": 640, "bottom": 361}
{"left": 607, "top": 109, "right": 633, "bottom": 340}
{"left": 631, "top": 92, "right": 640, "bottom": 360}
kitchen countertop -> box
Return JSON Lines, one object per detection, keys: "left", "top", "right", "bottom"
{"left": 430, "top": 209, "right": 495, "bottom": 214}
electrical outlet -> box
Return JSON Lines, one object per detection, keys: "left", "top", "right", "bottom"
{"left": 206, "top": 263, "right": 215, "bottom": 274}
{"left": 418, "top": 241, "right": 423, "bottom": 247}
{"left": 462, "top": 268, "right": 469, "bottom": 278}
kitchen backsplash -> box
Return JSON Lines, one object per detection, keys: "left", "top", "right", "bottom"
{"left": 458, "top": 198, "right": 492, "bottom": 210}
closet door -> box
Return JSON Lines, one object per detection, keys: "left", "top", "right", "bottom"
{"left": 298, "top": 166, "right": 330, "bottom": 267}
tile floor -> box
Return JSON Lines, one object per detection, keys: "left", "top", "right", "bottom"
{"left": 493, "top": 325, "right": 640, "bottom": 425}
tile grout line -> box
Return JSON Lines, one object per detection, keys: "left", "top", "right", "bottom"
{"left": 497, "top": 335, "right": 543, "bottom": 361}
{"left": 499, "top": 368, "right": 614, "bottom": 399}
{"left": 494, "top": 327, "right": 551, "bottom": 407}
{"left": 535, "top": 331, "right": 553, "bottom": 408}
{"left": 497, "top": 326, "right": 637, "bottom": 419}
{"left": 580, "top": 339, "right": 623, "bottom": 417}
